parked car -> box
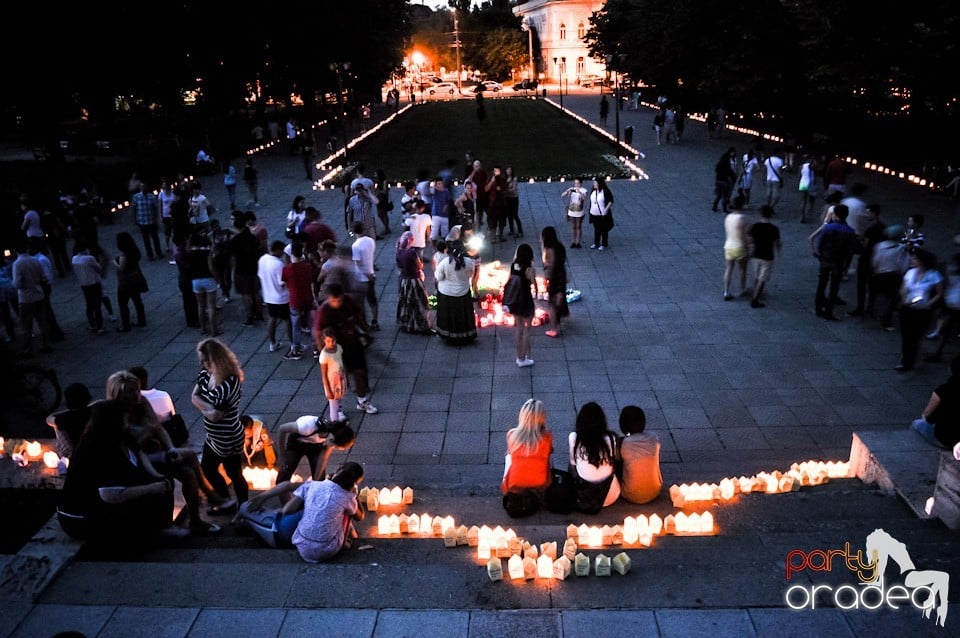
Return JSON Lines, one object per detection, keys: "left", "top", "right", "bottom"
{"left": 511, "top": 79, "right": 539, "bottom": 92}
{"left": 474, "top": 81, "right": 503, "bottom": 93}
{"left": 428, "top": 82, "right": 458, "bottom": 96}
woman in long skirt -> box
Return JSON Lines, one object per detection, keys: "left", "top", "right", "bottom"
{"left": 395, "top": 231, "right": 432, "bottom": 334}
{"left": 434, "top": 239, "right": 477, "bottom": 343}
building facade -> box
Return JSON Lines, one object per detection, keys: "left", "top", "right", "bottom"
{"left": 512, "top": 0, "right": 606, "bottom": 84}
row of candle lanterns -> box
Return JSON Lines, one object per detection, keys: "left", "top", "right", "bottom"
{"left": 0, "top": 438, "right": 68, "bottom": 473}
{"left": 669, "top": 460, "right": 851, "bottom": 508}
{"left": 487, "top": 550, "right": 631, "bottom": 582}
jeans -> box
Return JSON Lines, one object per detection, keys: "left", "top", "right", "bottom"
{"left": 81, "top": 282, "right": 104, "bottom": 330}
{"left": 815, "top": 263, "right": 844, "bottom": 317}
{"left": 290, "top": 306, "right": 311, "bottom": 350}
{"left": 18, "top": 300, "right": 49, "bottom": 353}
{"left": 138, "top": 223, "right": 163, "bottom": 260}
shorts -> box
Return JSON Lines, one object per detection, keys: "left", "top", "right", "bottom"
{"left": 192, "top": 277, "right": 220, "bottom": 293}
{"left": 724, "top": 246, "right": 747, "bottom": 261}
{"left": 266, "top": 303, "right": 290, "bottom": 320}
{"left": 753, "top": 258, "right": 774, "bottom": 284}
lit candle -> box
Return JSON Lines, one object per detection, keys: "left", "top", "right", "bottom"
{"left": 25, "top": 441, "right": 42, "bottom": 459}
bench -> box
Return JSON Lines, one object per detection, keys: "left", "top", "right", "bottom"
{"left": 849, "top": 430, "right": 960, "bottom": 529}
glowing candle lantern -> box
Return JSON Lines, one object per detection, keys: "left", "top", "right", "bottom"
{"left": 674, "top": 513, "right": 687, "bottom": 533}
{"left": 576, "top": 524, "right": 590, "bottom": 546}
{"left": 779, "top": 476, "right": 795, "bottom": 492}
{"left": 408, "top": 513, "right": 420, "bottom": 535}
{"left": 487, "top": 557, "right": 503, "bottom": 582}
{"left": 508, "top": 554, "right": 525, "bottom": 580}
{"left": 496, "top": 540, "right": 511, "bottom": 559}
{"left": 522, "top": 556, "right": 537, "bottom": 580}
{"left": 563, "top": 538, "right": 577, "bottom": 561}
{"left": 637, "top": 514, "right": 649, "bottom": 536}
{"left": 524, "top": 544, "right": 538, "bottom": 560}
{"left": 389, "top": 486, "right": 402, "bottom": 504}
{"left": 738, "top": 476, "right": 753, "bottom": 494}
{"left": 403, "top": 487, "right": 414, "bottom": 504}
{"left": 43, "top": 451, "right": 60, "bottom": 469}
{"left": 398, "top": 514, "right": 409, "bottom": 534}
{"left": 478, "top": 540, "right": 492, "bottom": 560}
{"left": 540, "top": 541, "right": 557, "bottom": 561}
{"left": 243, "top": 467, "right": 277, "bottom": 491}
{"left": 507, "top": 535, "right": 521, "bottom": 556}
{"left": 611, "top": 525, "right": 623, "bottom": 545}
{"left": 443, "top": 526, "right": 457, "bottom": 547}
{"left": 378, "top": 487, "right": 393, "bottom": 506}
{"left": 431, "top": 517, "right": 443, "bottom": 537}
{"left": 25, "top": 441, "right": 42, "bottom": 459}
{"left": 622, "top": 523, "right": 638, "bottom": 546}
{"left": 639, "top": 533, "right": 653, "bottom": 547}
{"left": 700, "top": 512, "right": 714, "bottom": 533}
{"left": 420, "top": 514, "right": 433, "bottom": 534}
{"left": 533, "top": 554, "right": 553, "bottom": 579}
{"left": 467, "top": 525, "right": 480, "bottom": 547}
{"left": 595, "top": 554, "right": 612, "bottom": 577}
{"left": 441, "top": 516, "right": 455, "bottom": 533}
{"left": 601, "top": 525, "right": 613, "bottom": 545}
{"left": 366, "top": 488, "right": 380, "bottom": 511}
{"left": 612, "top": 552, "right": 632, "bottom": 575}
{"left": 648, "top": 514, "right": 663, "bottom": 536}
{"left": 663, "top": 515, "right": 676, "bottom": 535}
{"left": 719, "top": 477, "right": 735, "bottom": 500}
{"left": 378, "top": 515, "right": 391, "bottom": 535}
{"left": 574, "top": 553, "right": 590, "bottom": 577}
{"left": 456, "top": 525, "right": 469, "bottom": 546}
{"left": 359, "top": 486, "right": 369, "bottom": 503}
{"left": 553, "top": 556, "right": 572, "bottom": 580}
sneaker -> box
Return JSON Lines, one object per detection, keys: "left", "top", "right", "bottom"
{"left": 518, "top": 357, "right": 535, "bottom": 368}
{"left": 590, "top": 244, "right": 597, "bottom": 249}
{"left": 723, "top": 292, "right": 734, "bottom": 301}
{"left": 337, "top": 410, "right": 347, "bottom": 422}
{"left": 926, "top": 330, "right": 940, "bottom": 340}
{"left": 357, "top": 399, "right": 379, "bottom": 414}
{"left": 269, "top": 342, "right": 280, "bottom": 352}
{"left": 545, "top": 330, "right": 559, "bottom": 338}
{"left": 598, "top": 246, "right": 606, "bottom": 251}
{"left": 283, "top": 349, "right": 302, "bottom": 360}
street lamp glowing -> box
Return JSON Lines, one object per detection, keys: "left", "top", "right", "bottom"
{"left": 411, "top": 51, "right": 426, "bottom": 67}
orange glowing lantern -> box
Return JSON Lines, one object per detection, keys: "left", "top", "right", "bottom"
{"left": 366, "top": 487, "right": 380, "bottom": 511}
{"left": 456, "top": 524, "right": 469, "bottom": 546}
{"left": 522, "top": 556, "right": 537, "bottom": 580}
{"left": 553, "top": 556, "right": 572, "bottom": 580}
{"left": 25, "top": 441, "right": 42, "bottom": 459}
{"left": 540, "top": 541, "right": 557, "bottom": 561}
{"left": 407, "top": 513, "right": 420, "bottom": 534}
{"left": 537, "top": 554, "right": 554, "bottom": 579}
{"left": 524, "top": 544, "right": 538, "bottom": 560}
{"left": 43, "top": 451, "right": 60, "bottom": 469}
{"left": 467, "top": 525, "right": 480, "bottom": 547}
{"left": 508, "top": 554, "right": 525, "bottom": 580}
{"left": 563, "top": 538, "right": 577, "bottom": 561}
{"left": 242, "top": 467, "right": 277, "bottom": 491}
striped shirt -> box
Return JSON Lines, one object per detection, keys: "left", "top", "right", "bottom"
{"left": 195, "top": 369, "right": 243, "bottom": 456}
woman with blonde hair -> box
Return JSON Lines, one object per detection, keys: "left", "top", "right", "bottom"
{"left": 501, "top": 398, "right": 553, "bottom": 494}
{"left": 191, "top": 337, "right": 247, "bottom": 513}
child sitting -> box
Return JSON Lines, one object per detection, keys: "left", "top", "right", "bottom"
{"left": 242, "top": 414, "right": 277, "bottom": 469}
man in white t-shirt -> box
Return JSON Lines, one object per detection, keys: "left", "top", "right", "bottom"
{"left": 130, "top": 365, "right": 176, "bottom": 421}
{"left": 403, "top": 200, "right": 432, "bottom": 258}
{"left": 20, "top": 197, "right": 43, "bottom": 240}
{"left": 257, "top": 241, "right": 291, "bottom": 352}
{"left": 352, "top": 221, "right": 379, "bottom": 331}
{"left": 764, "top": 151, "right": 785, "bottom": 210}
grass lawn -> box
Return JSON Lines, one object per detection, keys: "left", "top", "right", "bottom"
{"left": 336, "top": 98, "right": 631, "bottom": 184}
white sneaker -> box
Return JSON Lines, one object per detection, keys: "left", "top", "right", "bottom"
{"left": 337, "top": 410, "right": 347, "bottom": 422}
{"left": 269, "top": 342, "right": 279, "bottom": 352}
{"left": 517, "top": 357, "right": 535, "bottom": 368}
{"left": 516, "top": 358, "right": 525, "bottom": 367}
{"left": 357, "top": 400, "right": 379, "bottom": 414}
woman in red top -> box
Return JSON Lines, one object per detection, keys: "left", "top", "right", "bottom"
{"left": 501, "top": 399, "right": 553, "bottom": 494}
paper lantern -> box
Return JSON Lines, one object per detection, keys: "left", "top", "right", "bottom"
{"left": 638, "top": 533, "right": 653, "bottom": 547}
{"left": 664, "top": 515, "right": 676, "bottom": 535}
{"left": 43, "top": 451, "right": 60, "bottom": 469}
{"left": 487, "top": 557, "right": 503, "bottom": 581}
{"left": 622, "top": 519, "right": 638, "bottom": 545}
{"left": 25, "top": 441, "right": 42, "bottom": 459}
{"left": 456, "top": 525, "right": 469, "bottom": 546}
{"left": 467, "top": 525, "right": 480, "bottom": 547}
{"left": 389, "top": 486, "right": 402, "bottom": 505}
{"left": 431, "top": 517, "right": 443, "bottom": 537}
{"left": 420, "top": 514, "right": 433, "bottom": 534}
{"left": 531, "top": 554, "right": 551, "bottom": 578}
{"left": 611, "top": 526, "right": 623, "bottom": 545}
{"left": 440, "top": 516, "right": 455, "bottom": 533}
{"left": 242, "top": 467, "right": 277, "bottom": 491}
{"left": 701, "top": 512, "right": 714, "bottom": 533}
{"left": 719, "top": 478, "right": 735, "bottom": 500}
{"left": 508, "top": 555, "right": 525, "bottom": 580}
{"left": 540, "top": 541, "right": 557, "bottom": 561}
{"left": 524, "top": 544, "right": 538, "bottom": 560}
{"left": 522, "top": 556, "right": 537, "bottom": 580}
{"left": 612, "top": 552, "right": 631, "bottom": 575}
{"left": 377, "top": 515, "right": 391, "bottom": 535}
{"left": 366, "top": 487, "right": 380, "bottom": 511}
{"left": 601, "top": 525, "right": 613, "bottom": 545}
{"left": 359, "top": 486, "right": 369, "bottom": 503}
{"left": 574, "top": 553, "right": 590, "bottom": 577}
{"left": 648, "top": 514, "right": 663, "bottom": 535}
{"left": 407, "top": 513, "right": 420, "bottom": 534}
{"left": 563, "top": 538, "right": 577, "bottom": 561}
{"left": 398, "top": 514, "right": 409, "bottom": 534}
{"left": 553, "top": 556, "right": 572, "bottom": 580}
{"left": 443, "top": 526, "right": 457, "bottom": 547}
{"left": 478, "top": 539, "right": 492, "bottom": 560}
{"left": 587, "top": 526, "right": 603, "bottom": 548}
{"left": 566, "top": 524, "right": 578, "bottom": 539}
{"left": 595, "top": 554, "right": 611, "bottom": 577}
{"left": 403, "top": 487, "right": 414, "bottom": 504}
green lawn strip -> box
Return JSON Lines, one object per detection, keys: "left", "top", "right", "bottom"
{"left": 337, "top": 99, "right": 630, "bottom": 184}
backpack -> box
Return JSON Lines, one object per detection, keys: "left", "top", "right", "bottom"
{"left": 501, "top": 273, "right": 522, "bottom": 312}
{"left": 502, "top": 490, "right": 539, "bottom": 518}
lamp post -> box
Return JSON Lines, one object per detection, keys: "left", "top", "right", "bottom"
{"left": 329, "top": 61, "right": 351, "bottom": 160}
{"left": 605, "top": 54, "right": 626, "bottom": 145}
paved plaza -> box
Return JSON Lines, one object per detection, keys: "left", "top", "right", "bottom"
{"left": 2, "top": 93, "right": 959, "bottom": 637}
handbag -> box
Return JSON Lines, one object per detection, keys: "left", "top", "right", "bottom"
{"left": 544, "top": 468, "right": 576, "bottom": 514}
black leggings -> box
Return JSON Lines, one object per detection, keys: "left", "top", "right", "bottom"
{"left": 200, "top": 441, "right": 248, "bottom": 504}
{"left": 277, "top": 438, "right": 335, "bottom": 483}
{"left": 505, "top": 197, "right": 523, "bottom": 234}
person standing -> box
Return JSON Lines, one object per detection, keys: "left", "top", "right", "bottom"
{"left": 812, "top": 204, "right": 860, "bottom": 321}
{"left": 351, "top": 221, "right": 379, "bottom": 332}
{"left": 599, "top": 94, "right": 609, "bottom": 125}
{"left": 588, "top": 176, "right": 614, "bottom": 250}
{"left": 434, "top": 238, "right": 477, "bottom": 344}
{"left": 562, "top": 179, "right": 588, "bottom": 248}
{"left": 798, "top": 156, "right": 818, "bottom": 224}
{"left": 242, "top": 157, "right": 259, "bottom": 207}
{"left": 486, "top": 166, "right": 508, "bottom": 243}
{"left": 824, "top": 154, "right": 851, "bottom": 196}
{"left": 72, "top": 243, "right": 105, "bottom": 335}
{"left": 28, "top": 238, "right": 64, "bottom": 341}
{"left": 231, "top": 211, "right": 264, "bottom": 326}
{"left": 373, "top": 169, "right": 392, "bottom": 236}
{"left": 132, "top": 181, "right": 161, "bottom": 262}
{"left": 314, "top": 283, "right": 378, "bottom": 415}
{"left": 395, "top": 231, "right": 432, "bottom": 334}
{"left": 345, "top": 182, "right": 378, "bottom": 241}
{"left": 258, "top": 241, "right": 292, "bottom": 354}
{"left": 722, "top": 209, "right": 749, "bottom": 301}
{"left": 19, "top": 195, "right": 44, "bottom": 243}
{"left": 191, "top": 338, "right": 247, "bottom": 512}
{"left": 404, "top": 200, "right": 432, "bottom": 259}
{"left": 186, "top": 234, "right": 220, "bottom": 336}
{"left": 12, "top": 242, "right": 51, "bottom": 358}
{"left": 713, "top": 148, "right": 738, "bottom": 213}
{"left": 429, "top": 178, "right": 453, "bottom": 247}
{"left": 896, "top": 249, "right": 944, "bottom": 372}
{"left": 739, "top": 149, "right": 760, "bottom": 209}
{"left": 188, "top": 182, "right": 212, "bottom": 234}
{"left": 223, "top": 160, "right": 238, "bottom": 210}
{"left": 282, "top": 241, "right": 314, "bottom": 360}
{"left": 503, "top": 167, "right": 523, "bottom": 238}
{"left": 508, "top": 243, "right": 538, "bottom": 368}
{"left": 746, "top": 205, "right": 782, "bottom": 308}
{"left": 540, "top": 226, "right": 568, "bottom": 338}
{"left": 158, "top": 180, "right": 177, "bottom": 254}
{"left": 849, "top": 203, "right": 886, "bottom": 318}
{"left": 114, "top": 232, "right": 147, "bottom": 332}
{"left": 764, "top": 148, "right": 786, "bottom": 210}
{"left": 466, "top": 160, "right": 488, "bottom": 228}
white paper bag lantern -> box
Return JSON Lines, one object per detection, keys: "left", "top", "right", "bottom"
{"left": 508, "top": 555, "right": 525, "bottom": 580}
{"left": 487, "top": 557, "right": 503, "bottom": 581}
{"left": 595, "top": 554, "right": 611, "bottom": 577}
{"left": 612, "top": 552, "right": 631, "bottom": 575}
